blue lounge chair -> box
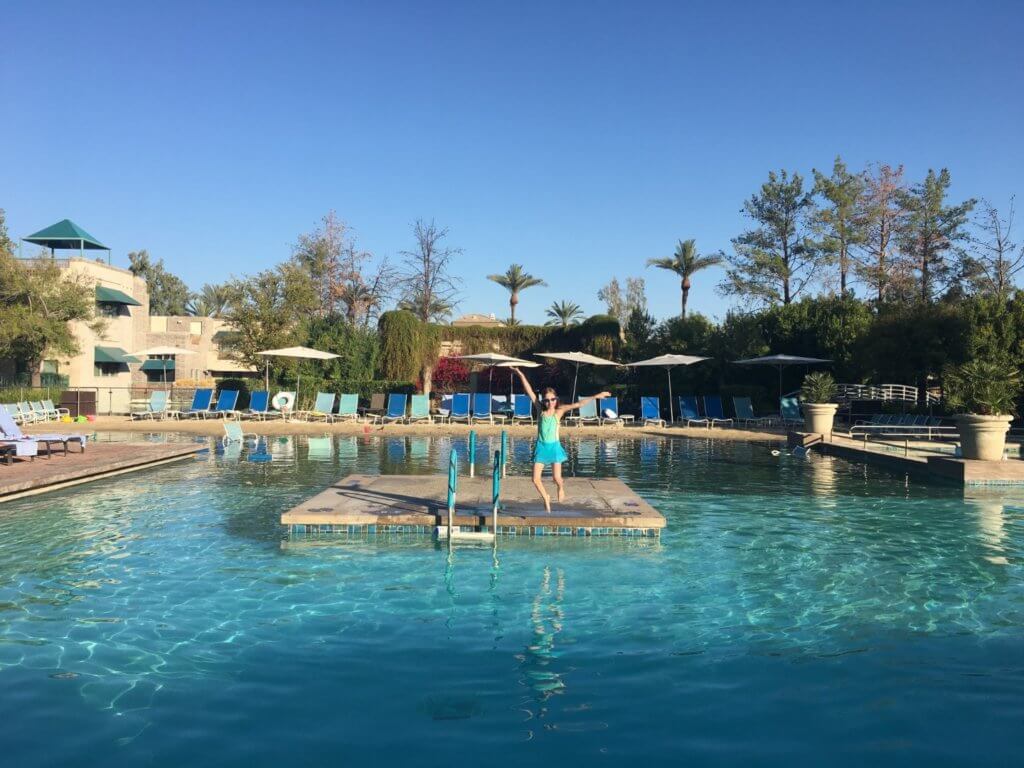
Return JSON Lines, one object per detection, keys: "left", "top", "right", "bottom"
{"left": 130, "top": 390, "right": 170, "bottom": 420}
{"left": 16, "top": 402, "right": 38, "bottom": 423}
{"left": 176, "top": 388, "right": 214, "bottom": 419}
{"left": 381, "top": 393, "right": 408, "bottom": 424}
{"left": 677, "top": 396, "right": 709, "bottom": 428}
{"left": 242, "top": 391, "right": 274, "bottom": 420}
{"left": 598, "top": 396, "right": 633, "bottom": 426}
{"left": 567, "top": 398, "right": 599, "bottom": 426}
{"left": 29, "top": 401, "right": 49, "bottom": 421}
{"left": 732, "top": 396, "right": 774, "bottom": 427}
{"left": 640, "top": 397, "right": 665, "bottom": 427}
{"left": 447, "top": 393, "right": 472, "bottom": 424}
{"left": 1, "top": 438, "right": 37, "bottom": 464}
{"left": 407, "top": 394, "right": 432, "bottom": 424}
{"left": 297, "top": 392, "right": 336, "bottom": 422}
{"left": 471, "top": 393, "right": 504, "bottom": 425}
{"left": 511, "top": 393, "right": 534, "bottom": 424}
{"left": 702, "top": 395, "right": 734, "bottom": 428}
{"left": 0, "top": 410, "right": 87, "bottom": 455}
{"left": 201, "top": 389, "right": 240, "bottom": 419}
{"left": 780, "top": 397, "right": 803, "bottom": 426}
{"left": 334, "top": 394, "right": 359, "bottom": 422}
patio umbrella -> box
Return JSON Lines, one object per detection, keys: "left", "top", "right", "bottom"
{"left": 126, "top": 345, "right": 196, "bottom": 387}
{"left": 534, "top": 351, "right": 620, "bottom": 402}
{"left": 257, "top": 346, "right": 339, "bottom": 405}
{"left": 625, "top": 353, "right": 709, "bottom": 423}
{"left": 493, "top": 359, "right": 541, "bottom": 400}
{"left": 459, "top": 353, "right": 535, "bottom": 394}
{"left": 733, "top": 354, "right": 831, "bottom": 414}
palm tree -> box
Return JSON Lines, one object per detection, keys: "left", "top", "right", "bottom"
{"left": 545, "top": 300, "right": 583, "bottom": 328}
{"left": 187, "top": 283, "right": 232, "bottom": 317}
{"left": 487, "top": 264, "right": 546, "bottom": 324}
{"left": 646, "top": 239, "right": 722, "bottom": 317}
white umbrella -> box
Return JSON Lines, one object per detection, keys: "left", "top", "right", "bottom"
{"left": 493, "top": 359, "right": 540, "bottom": 400}
{"left": 535, "top": 351, "right": 620, "bottom": 402}
{"left": 126, "top": 345, "right": 196, "bottom": 387}
{"left": 459, "top": 353, "right": 535, "bottom": 394}
{"left": 626, "top": 353, "right": 709, "bottom": 423}
{"left": 258, "top": 346, "right": 340, "bottom": 404}
{"left": 733, "top": 354, "right": 831, "bottom": 414}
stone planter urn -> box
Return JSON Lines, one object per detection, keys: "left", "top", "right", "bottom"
{"left": 803, "top": 403, "right": 839, "bottom": 439}
{"left": 954, "top": 414, "right": 1013, "bottom": 461}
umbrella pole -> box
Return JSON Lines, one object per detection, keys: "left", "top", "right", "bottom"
{"left": 667, "top": 367, "right": 674, "bottom": 423}
{"left": 572, "top": 363, "right": 579, "bottom": 403}
{"left": 778, "top": 365, "right": 783, "bottom": 416}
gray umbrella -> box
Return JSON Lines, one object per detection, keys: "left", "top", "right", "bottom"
{"left": 534, "top": 351, "right": 620, "bottom": 402}
{"left": 626, "top": 353, "right": 709, "bottom": 423}
{"left": 733, "top": 354, "right": 831, "bottom": 414}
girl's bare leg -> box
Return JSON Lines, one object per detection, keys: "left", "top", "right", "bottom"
{"left": 552, "top": 462, "right": 566, "bottom": 502}
{"left": 532, "top": 462, "right": 551, "bottom": 513}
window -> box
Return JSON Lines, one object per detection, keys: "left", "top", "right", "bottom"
{"left": 41, "top": 360, "right": 58, "bottom": 374}
{"left": 97, "top": 302, "right": 123, "bottom": 318}
{"left": 189, "top": 320, "right": 203, "bottom": 336}
{"left": 95, "top": 362, "right": 124, "bottom": 377}
{"left": 150, "top": 316, "right": 167, "bottom": 333}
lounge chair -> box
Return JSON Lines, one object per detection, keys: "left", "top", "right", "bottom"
{"left": 30, "top": 401, "right": 49, "bottom": 421}
{"left": 640, "top": 397, "right": 666, "bottom": 427}
{"left": 16, "top": 402, "right": 38, "bottom": 423}
{"left": 471, "top": 393, "right": 505, "bottom": 425}
{"left": 702, "top": 395, "right": 734, "bottom": 428}
{"left": 201, "top": 390, "right": 240, "bottom": 419}
{"left": 270, "top": 391, "right": 296, "bottom": 419}
{"left": 241, "top": 390, "right": 270, "bottom": 420}
{"left": 0, "top": 410, "right": 86, "bottom": 455}
{"left": 296, "top": 392, "right": 336, "bottom": 422}
{"left": 676, "top": 396, "right": 710, "bottom": 428}
{"left": 222, "top": 420, "right": 257, "bottom": 444}
{"left": 0, "top": 404, "right": 23, "bottom": 425}
{"left": 406, "top": 394, "right": 432, "bottom": 424}
{"left": 381, "top": 393, "right": 408, "bottom": 424}
{"left": 130, "top": 390, "right": 170, "bottom": 420}
{"left": 567, "top": 398, "right": 600, "bottom": 426}
{"left": 732, "top": 396, "right": 775, "bottom": 427}
{"left": 333, "top": 394, "right": 360, "bottom": 423}
{"left": 174, "top": 388, "right": 214, "bottom": 419}
{"left": 511, "top": 393, "right": 534, "bottom": 424}
{"left": 598, "top": 396, "right": 633, "bottom": 426}
{"left": 780, "top": 397, "right": 803, "bottom": 426}
{"left": 42, "top": 399, "right": 70, "bottom": 420}
{"left": 447, "top": 393, "right": 472, "bottom": 424}
{"left": 1, "top": 438, "right": 39, "bottom": 464}
{"left": 360, "top": 393, "right": 386, "bottom": 421}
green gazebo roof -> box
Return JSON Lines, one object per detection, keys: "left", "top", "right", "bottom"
{"left": 24, "top": 219, "right": 108, "bottom": 250}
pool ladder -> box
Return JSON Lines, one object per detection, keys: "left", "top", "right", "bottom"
{"left": 437, "top": 431, "right": 505, "bottom": 543}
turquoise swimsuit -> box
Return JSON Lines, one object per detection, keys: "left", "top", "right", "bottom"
{"left": 534, "top": 412, "right": 569, "bottom": 465}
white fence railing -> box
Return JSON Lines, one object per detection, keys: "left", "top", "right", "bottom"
{"left": 836, "top": 383, "right": 941, "bottom": 405}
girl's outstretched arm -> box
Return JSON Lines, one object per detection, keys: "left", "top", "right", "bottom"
{"left": 512, "top": 367, "right": 538, "bottom": 404}
{"left": 557, "top": 391, "right": 611, "bottom": 416}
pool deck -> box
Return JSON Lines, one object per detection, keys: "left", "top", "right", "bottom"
{"left": 282, "top": 474, "right": 666, "bottom": 537}
{"left": 795, "top": 432, "right": 1024, "bottom": 486}
{"left": 0, "top": 442, "right": 206, "bottom": 502}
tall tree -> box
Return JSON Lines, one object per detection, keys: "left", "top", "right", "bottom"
{"left": 721, "top": 170, "right": 821, "bottom": 305}
{"left": 812, "top": 157, "right": 866, "bottom": 295}
{"left": 968, "top": 198, "right": 1023, "bottom": 299}
{"left": 598, "top": 277, "right": 625, "bottom": 319}
{"left": 487, "top": 264, "right": 546, "bottom": 324}
{"left": 127, "top": 250, "right": 191, "bottom": 315}
{"left": 898, "top": 168, "right": 975, "bottom": 301}
{"left": 545, "top": 300, "right": 584, "bottom": 327}
{"left": 187, "top": 283, "right": 231, "bottom": 317}
{"left": 856, "top": 163, "right": 907, "bottom": 303}
{"left": 0, "top": 210, "right": 102, "bottom": 384}
{"left": 646, "top": 239, "right": 722, "bottom": 316}
{"left": 396, "top": 219, "right": 462, "bottom": 323}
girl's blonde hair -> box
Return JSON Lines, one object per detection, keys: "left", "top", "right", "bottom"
{"left": 541, "top": 387, "right": 558, "bottom": 399}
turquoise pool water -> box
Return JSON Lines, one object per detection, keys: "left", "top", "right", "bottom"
{"left": 1, "top": 432, "right": 1023, "bottom": 766}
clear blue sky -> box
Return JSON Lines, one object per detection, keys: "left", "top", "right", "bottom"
{"left": 3, "top": 0, "right": 1022, "bottom": 323}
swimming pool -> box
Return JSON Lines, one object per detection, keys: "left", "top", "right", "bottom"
{"left": 0, "top": 432, "right": 1022, "bottom": 766}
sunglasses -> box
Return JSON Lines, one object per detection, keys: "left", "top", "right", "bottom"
{"left": 542, "top": 397, "right": 558, "bottom": 403}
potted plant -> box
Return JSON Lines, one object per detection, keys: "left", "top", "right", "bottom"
{"left": 944, "top": 359, "right": 1021, "bottom": 461}
{"left": 800, "top": 372, "right": 839, "bottom": 439}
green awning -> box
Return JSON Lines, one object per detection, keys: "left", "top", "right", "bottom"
{"left": 140, "top": 359, "right": 175, "bottom": 372}
{"left": 94, "top": 346, "right": 138, "bottom": 364}
{"left": 24, "top": 219, "right": 108, "bottom": 250}
{"left": 96, "top": 285, "right": 142, "bottom": 306}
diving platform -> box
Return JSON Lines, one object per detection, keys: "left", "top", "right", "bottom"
{"left": 282, "top": 474, "right": 665, "bottom": 537}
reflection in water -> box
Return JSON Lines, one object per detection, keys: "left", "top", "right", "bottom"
{"left": 306, "top": 436, "right": 333, "bottom": 462}
{"left": 808, "top": 455, "right": 838, "bottom": 499}
{"left": 519, "top": 566, "right": 566, "bottom": 727}
{"left": 269, "top": 435, "right": 295, "bottom": 459}
{"left": 964, "top": 489, "right": 1014, "bottom": 565}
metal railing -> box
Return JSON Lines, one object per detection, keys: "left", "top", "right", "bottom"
{"left": 835, "top": 383, "right": 940, "bottom": 405}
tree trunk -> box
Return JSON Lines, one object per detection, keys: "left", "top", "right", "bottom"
{"left": 422, "top": 362, "right": 434, "bottom": 397}
{"left": 839, "top": 246, "right": 847, "bottom": 294}
{"left": 681, "top": 277, "right": 689, "bottom": 317}
{"left": 509, "top": 292, "right": 518, "bottom": 323}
